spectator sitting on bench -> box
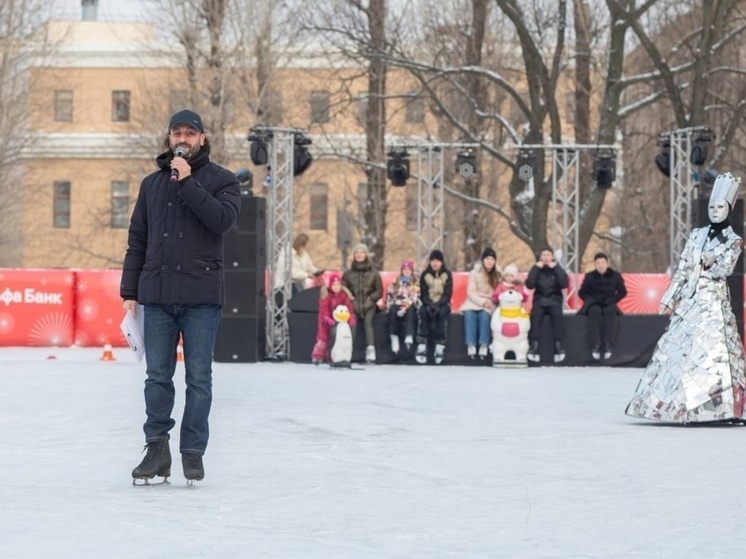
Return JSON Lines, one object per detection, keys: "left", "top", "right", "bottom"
{"left": 459, "top": 247, "right": 501, "bottom": 360}
{"left": 525, "top": 247, "right": 569, "bottom": 363}
{"left": 577, "top": 252, "right": 627, "bottom": 361}
{"left": 416, "top": 250, "right": 453, "bottom": 365}
{"left": 385, "top": 259, "right": 420, "bottom": 355}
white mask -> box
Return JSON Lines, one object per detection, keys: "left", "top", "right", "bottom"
{"left": 708, "top": 197, "right": 729, "bottom": 224}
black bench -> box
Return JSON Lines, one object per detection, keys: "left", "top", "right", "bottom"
{"left": 287, "top": 288, "right": 667, "bottom": 367}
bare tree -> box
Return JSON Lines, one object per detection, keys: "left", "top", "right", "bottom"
{"left": 0, "top": 0, "right": 58, "bottom": 266}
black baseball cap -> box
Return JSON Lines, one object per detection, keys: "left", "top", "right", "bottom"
{"left": 168, "top": 109, "right": 204, "bottom": 132}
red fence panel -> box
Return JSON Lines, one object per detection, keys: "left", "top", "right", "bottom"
{"left": 74, "top": 269, "right": 128, "bottom": 347}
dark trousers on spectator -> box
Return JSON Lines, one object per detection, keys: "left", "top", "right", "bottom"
{"left": 587, "top": 304, "right": 618, "bottom": 348}
{"left": 388, "top": 306, "right": 417, "bottom": 339}
{"left": 354, "top": 308, "right": 377, "bottom": 347}
{"left": 529, "top": 301, "right": 564, "bottom": 343}
{"left": 418, "top": 305, "right": 450, "bottom": 344}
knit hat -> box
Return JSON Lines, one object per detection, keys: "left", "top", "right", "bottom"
{"left": 401, "top": 259, "right": 414, "bottom": 272}
{"left": 503, "top": 263, "right": 519, "bottom": 276}
{"left": 327, "top": 273, "right": 341, "bottom": 288}
{"left": 481, "top": 247, "right": 497, "bottom": 260}
{"left": 352, "top": 243, "right": 369, "bottom": 256}
{"left": 428, "top": 249, "right": 444, "bottom": 263}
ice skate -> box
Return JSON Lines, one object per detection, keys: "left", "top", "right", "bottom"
{"left": 415, "top": 342, "right": 427, "bottom": 364}
{"left": 591, "top": 344, "right": 601, "bottom": 361}
{"left": 404, "top": 335, "right": 413, "bottom": 351}
{"left": 434, "top": 343, "right": 445, "bottom": 365}
{"left": 365, "top": 345, "right": 376, "bottom": 364}
{"left": 603, "top": 343, "right": 613, "bottom": 360}
{"left": 390, "top": 335, "right": 400, "bottom": 355}
{"left": 467, "top": 344, "right": 476, "bottom": 359}
{"left": 478, "top": 344, "right": 489, "bottom": 360}
{"left": 132, "top": 435, "right": 171, "bottom": 486}
{"left": 553, "top": 341, "right": 566, "bottom": 363}
{"left": 182, "top": 453, "right": 204, "bottom": 487}
{"left": 526, "top": 340, "right": 540, "bottom": 363}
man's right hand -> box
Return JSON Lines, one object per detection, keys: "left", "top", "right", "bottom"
{"left": 123, "top": 300, "right": 138, "bottom": 317}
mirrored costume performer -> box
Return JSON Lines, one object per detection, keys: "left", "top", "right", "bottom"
{"left": 626, "top": 173, "right": 745, "bottom": 423}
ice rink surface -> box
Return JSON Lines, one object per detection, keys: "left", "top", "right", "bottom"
{"left": 1, "top": 347, "right": 743, "bottom": 559}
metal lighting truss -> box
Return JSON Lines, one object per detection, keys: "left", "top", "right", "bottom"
{"left": 251, "top": 126, "right": 303, "bottom": 361}
{"left": 389, "top": 142, "right": 479, "bottom": 267}
{"left": 518, "top": 143, "right": 615, "bottom": 305}
{"left": 662, "top": 126, "right": 712, "bottom": 271}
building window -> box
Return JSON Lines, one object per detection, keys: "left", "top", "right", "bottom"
{"left": 53, "top": 181, "right": 71, "bottom": 229}
{"left": 111, "top": 181, "right": 129, "bottom": 229}
{"left": 406, "top": 94, "right": 425, "bottom": 123}
{"left": 112, "top": 90, "right": 130, "bottom": 122}
{"left": 357, "top": 94, "right": 368, "bottom": 125}
{"left": 310, "top": 90, "right": 330, "bottom": 123}
{"left": 54, "top": 90, "right": 73, "bottom": 122}
{"left": 169, "top": 89, "right": 188, "bottom": 116}
{"left": 405, "top": 187, "right": 418, "bottom": 231}
{"left": 257, "top": 88, "right": 283, "bottom": 125}
{"left": 309, "top": 183, "right": 328, "bottom": 231}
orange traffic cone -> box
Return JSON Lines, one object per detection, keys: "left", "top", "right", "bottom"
{"left": 100, "top": 337, "right": 116, "bottom": 361}
{"left": 176, "top": 337, "right": 184, "bottom": 362}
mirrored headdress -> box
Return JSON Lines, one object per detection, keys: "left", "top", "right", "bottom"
{"left": 709, "top": 172, "right": 741, "bottom": 208}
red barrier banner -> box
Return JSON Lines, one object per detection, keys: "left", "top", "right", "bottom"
{"left": 0, "top": 269, "right": 75, "bottom": 346}
{"left": 74, "top": 270, "right": 128, "bottom": 347}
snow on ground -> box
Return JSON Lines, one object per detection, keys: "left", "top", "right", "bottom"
{"left": 0, "top": 347, "right": 743, "bottom": 559}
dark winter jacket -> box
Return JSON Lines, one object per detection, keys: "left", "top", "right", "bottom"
{"left": 342, "top": 259, "right": 383, "bottom": 316}
{"left": 525, "top": 264, "right": 569, "bottom": 306}
{"left": 578, "top": 269, "right": 627, "bottom": 314}
{"left": 420, "top": 265, "right": 453, "bottom": 309}
{"left": 120, "top": 147, "right": 241, "bottom": 306}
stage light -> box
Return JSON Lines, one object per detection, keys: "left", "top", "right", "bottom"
{"left": 516, "top": 149, "right": 536, "bottom": 182}
{"left": 593, "top": 152, "right": 616, "bottom": 189}
{"left": 293, "top": 134, "right": 313, "bottom": 177}
{"left": 387, "top": 149, "right": 410, "bottom": 187}
{"left": 654, "top": 138, "right": 671, "bottom": 177}
{"left": 248, "top": 133, "right": 268, "bottom": 166}
{"left": 234, "top": 167, "right": 253, "bottom": 195}
{"left": 455, "top": 149, "right": 478, "bottom": 179}
{"left": 690, "top": 131, "right": 713, "bottom": 166}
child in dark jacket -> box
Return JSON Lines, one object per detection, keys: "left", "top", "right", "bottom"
{"left": 312, "top": 274, "right": 356, "bottom": 365}
{"left": 416, "top": 250, "right": 453, "bottom": 364}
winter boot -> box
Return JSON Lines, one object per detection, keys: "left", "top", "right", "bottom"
{"left": 434, "top": 343, "right": 446, "bottom": 365}
{"left": 182, "top": 453, "right": 204, "bottom": 483}
{"left": 553, "top": 341, "right": 566, "bottom": 363}
{"left": 365, "top": 345, "right": 376, "bottom": 364}
{"left": 132, "top": 435, "right": 171, "bottom": 485}
{"left": 390, "top": 335, "right": 400, "bottom": 355}
{"left": 415, "top": 342, "right": 427, "bottom": 364}
{"left": 527, "top": 340, "right": 540, "bottom": 363}
{"left": 591, "top": 344, "right": 601, "bottom": 361}
{"left": 467, "top": 344, "right": 476, "bottom": 359}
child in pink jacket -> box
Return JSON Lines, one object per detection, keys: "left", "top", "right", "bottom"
{"left": 312, "top": 274, "right": 356, "bottom": 364}
{"left": 492, "top": 263, "right": 529, "bottom": 305}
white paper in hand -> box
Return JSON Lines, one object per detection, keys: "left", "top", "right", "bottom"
{"left": 120, "top": 305, "right": 145, "bottom": 362}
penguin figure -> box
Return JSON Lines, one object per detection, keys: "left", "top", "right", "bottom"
{"left": 329, "top": 304, "right": 353, "bottom": 367}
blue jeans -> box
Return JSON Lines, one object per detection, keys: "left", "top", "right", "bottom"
{"left": 143, "top": 304, "right": 222, "bottom": 455}
{"left": 463, "top": 309, "right": 491, "bottom": 346}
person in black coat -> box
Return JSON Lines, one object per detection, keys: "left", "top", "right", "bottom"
{"left": 578, "top": 252, "right": 627, "bottom": 360}
{"left": 525, "top": 247, "right": 569, "bottom": 363}
{"left": 120, "top": 109, "right": 241, "bottom": 485}
{"left": 416, "top": 250, "right": 453, "bottom": 365}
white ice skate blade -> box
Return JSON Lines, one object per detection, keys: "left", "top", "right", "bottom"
{"left": 132, "top": 477, "right": 170, "bottom": 487}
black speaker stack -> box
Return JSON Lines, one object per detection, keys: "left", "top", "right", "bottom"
{"left": 214, "top": 196, "right": 267, "bottom": 362}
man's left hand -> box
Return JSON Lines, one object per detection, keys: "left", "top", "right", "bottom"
{"left": 171, "top": 156, "right": 191, "bottom": 181}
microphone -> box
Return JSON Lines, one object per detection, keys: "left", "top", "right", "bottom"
{"left": 170, "top": 146, "right": 187, "bottom": 182}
